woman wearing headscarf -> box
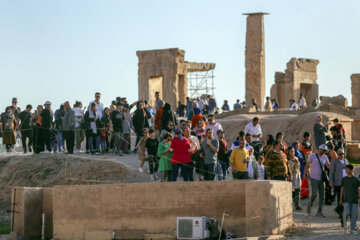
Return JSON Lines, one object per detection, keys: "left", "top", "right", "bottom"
{"left": 1, "top": 106, "right": 17, "bottom": 152}
{"left": 32, "top": 105, "right": 44, "bottom": 154}
{"left": 263, "top": 134, "right": 274, "bottom": 164}
{"left": 161, "top": 103, "right": 177, "bottom": 131}
{"left": 191, "top": 107, "right": 207, "bottom": 129}
{"left": 169, "top": 128, "right": 191, "bottom": 181}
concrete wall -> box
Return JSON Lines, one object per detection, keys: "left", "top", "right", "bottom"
{"left": 11, "top": 187, "right": 53, "bottom": 240}
{"left": 52, "top": 180, "right": 292, "bottom": 240}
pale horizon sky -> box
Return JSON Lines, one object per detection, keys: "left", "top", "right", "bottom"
{"left": 0, "top": 0, "right": 359, "bottom": 111}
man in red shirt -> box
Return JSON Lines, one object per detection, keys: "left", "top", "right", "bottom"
{"left": 333, "top": 118, "right": 346, "bottom": 138}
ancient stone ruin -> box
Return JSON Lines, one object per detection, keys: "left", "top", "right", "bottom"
{"left": 270, "top": 58, "right": 319, "bottom": 108}
{"left": 244, "top": 12, "right": 268, "bottom": 109}
{"left": 351, "top": 74, "right": 360, "bottom": 108}
{"left": 137, "top": 48, "right": 215, "bottom": 109}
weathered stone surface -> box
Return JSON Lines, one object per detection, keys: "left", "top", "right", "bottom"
{"left": 244, "top": 12, "right": 268, "bottom": 110}
{"left": 51, "top": 181, "right": 292, "bottom": 239}
{"left": 271, "top": 58, "right": 319, "bottom": 108}
{"left": 137, "top": 48, "right": 215, "bottom": 109}
{"left": 351, "top": 74, "right": 360, "bottom": 108}
{"left": 319, "top": 95, "right": 348, "bottom": 108}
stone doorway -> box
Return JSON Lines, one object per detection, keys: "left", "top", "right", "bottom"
{"left": 149, "top": 76, "right": 163, "bottom": 107}
{"left": 300, "top": 83, "right": 313, "bottom": 106}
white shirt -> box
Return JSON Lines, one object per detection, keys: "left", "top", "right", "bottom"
{"left": 257, "top": 163, "right": 265, "bottom": 180}
{"left": 205, "top": 122, "right": 223, "bottom": 139}
{"left": 88, "top": 101, "right": 104, "bottom": 119}
{"left": 73, "top": 107, "right": 84, "bottom": 128}
{"left": 244, "top": 122, "right": 262, "bottom": 142}
{"left": 289, "top": 103, "right": 298, "bottom": 111}
{"left": 299, "top": 97, "right": 307, "bottom": 108}
{"left": 247, "top": 157, "right": 254, "bottom": 178}
{"left": 188, "top": 135, "right": 200, "bottom": 152}
{"left": 339, "top": 159, "right": 347, "bottom": 177}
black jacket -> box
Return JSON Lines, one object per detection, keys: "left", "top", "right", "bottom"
{"left": 41, "top": 108, "right": 53, "bottom": 129}
{"left": 132, "top": 108, "right": 149, "bottom": 134}
{"left": 161, "top": 103, "right": 177, "bottom": 129}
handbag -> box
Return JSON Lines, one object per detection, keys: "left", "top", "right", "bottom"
{"left": 316, "top": 154, "right": 329, "bottom": 183}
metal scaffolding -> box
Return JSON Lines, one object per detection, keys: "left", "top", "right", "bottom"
{"left": 187, "top": 69, "right": 215, "bottom": 98}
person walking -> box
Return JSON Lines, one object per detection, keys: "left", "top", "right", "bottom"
{"left": 303, "top": 144, "right": 330, "bottom": 217}
{"left": 132, "top": 102, "right": 149, "bottom": 152}
{"left": 340, "top": 164, "right": 360, "bottom": 235}
{"left": 62, "top": 101, "right": 75, "bottom": 154}
{"left": 18, "top": 104, "right": 33, "bottom": 153}
{"left": 288, "top": 146, "right": 302, "bottom": 210}
{"left": 329, "top": 148, "right": 349, "bottom": 227}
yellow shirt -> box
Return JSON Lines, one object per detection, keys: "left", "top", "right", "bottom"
{"left": 230, "top": 147, "right": 249, "bottom": 171}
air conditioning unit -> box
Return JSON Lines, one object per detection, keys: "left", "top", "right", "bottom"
{"left": 177, "top": 216, "right": 211, "bottom": 239}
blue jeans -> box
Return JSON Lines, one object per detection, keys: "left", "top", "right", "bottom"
{"left": 88, "top": 135, "right": 100, "bottom": 152}
{"left": 100, "top": 140, "right": 107, "bottom": 153}
{"left": 56, "top": 130, "right": 64, "bottom": 151}
{"left": 204, "top": 163, "right": 216, "bottom": 181}
{"left": 344, "top": 202, "right": 358, "bottom": 231}
{"left": 218, "top": 160, "right": 228, "bottom": 180}
{"left": 171, "top": 164, "right": 189, "bottom": 182}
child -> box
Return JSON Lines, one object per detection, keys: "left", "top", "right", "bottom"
{"left": 50, "top": 123, "right": 57, "bottom": 153}
{"left": 136, "top": 128, "right": 149, "bottom": 173}
{"left": 288, "top": 146, "right": 302, "bottom": 210}
{"left": 157, "top": 132, "right": 173, "bottom": 182}
{"left": 340, "top": 164, "right": 360, "bottom": 235}
{"left": 256, "top": 154, "right": 267, "bottom": 180}
{"left": 145, "top": 128, "right": 159, "bottom": 181}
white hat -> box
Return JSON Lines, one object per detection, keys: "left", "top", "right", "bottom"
{"left": 44, "top": 101, "right": 51, "bottom": 105}
{"left": 318, "top": 144, "right": 328, "bottom": 151}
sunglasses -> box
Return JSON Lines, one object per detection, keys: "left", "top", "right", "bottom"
{"left": 339, "top": 153, "right": 344, "bottom": 156}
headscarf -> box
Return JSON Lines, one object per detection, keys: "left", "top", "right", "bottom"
{"left": 174, "top": 128, "right": 183, "bottom": 141}
{"left": 194, "top": 107, "right": 201, "bottom": 115}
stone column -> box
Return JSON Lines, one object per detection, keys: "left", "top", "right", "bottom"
{"left": 244, "top": 12, "right": 268, "bottom": 110}
{"left": 351, "top": 74, "right": 360, "bottom": 108}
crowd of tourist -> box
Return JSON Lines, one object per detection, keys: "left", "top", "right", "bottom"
{"left": 0, "top": 92, "right": 359, "bottom": 234}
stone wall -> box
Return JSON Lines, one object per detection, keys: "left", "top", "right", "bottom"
{"left": 12, "top": 181, "right": 293, "bottom": 240}
{"left": 271, "top": 58, "right": 319, "bottom": 108}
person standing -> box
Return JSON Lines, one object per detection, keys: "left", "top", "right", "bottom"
{"left": 233, "top": 99, "right": 242, "bottom": 110}
{"left": 88, "top": 92, "right": 104, "bottom": 119}
{"left": 185, "top": 97, "right": 193, "bottom": 118}
{"left": 84, "top": 103, "right": 101, "bottom": 154}
{"left": 54, "top": 104, "right": 65, "bottom": 152}
{"left": 157, "top": 132, "right": 173, "bottom": 182}
{"left": 230, "top": 138, "right": 249, "bottom": 179}
{"left": 111, "top": 103, "right": 124, "bottom": 156}
{"left": 132, "top": 102, "right": 149, "bottom": 152}
{"left": 299, "top": 93, "right": 307, "bottom": 109}
{"left": 303, "top": 144, "right": 330, "bottom": 217}
{"left": 201, "top": 128, "right": 219, "bottom": 181}
{"left": 41, "top": 101, "right": 53, "bottom": 153}
{"left": 154, "top": 91, "right": 163, "bottom": 111}
{"left": 0, "top": 106, "right": 17, "bottom": 152}
{"left": 121, "top": 104, "right": 133, "bottom": 154}
{"left": 32, "top": 105, "right": 44, "bottom": 154}
{"left": 244, "top": 117, "right": 262, "bottom": 144}
{"left": 18, "top": 105, "right": 33, "bottom": 153}
{"left": 266, "top": 140, "right": 292, "bottom": 181}
{"left": 217, "top": 130, "right": 229, "bottom": 180}
{"left": 221, "top": 100, "right": 230, "bottom": 112}
{"left": 205, "top": 114, "right": 223, "bottom": 140}
{"left": 288, "top": 146, "right": 302, "bottom": 210}
{"left": 170, "top": 128, "right": 191, "bottom": 182}
{"left": 183, "top": 126, "right": 199, "bottom": 181}
{"left": 62, "top": 101, "right": 75, "bottom": 154}
{"left": 340, "top": 164, "right": 360, "bottom": 235}
{"left": 161, "top": 103, "right": 177, "bottom": 131}
{"left": 329, "top": 148, "right": 349, "bottom": 227}
{"left": 145, "top": 128, "right": 159, "bottom": 181}
{"left": 73, "top": 101, "right": 84, "bottom": 152}
{"left": 264, "top": 96, "right": 273, "bottom": 112}
{"left": 313, "top": 114, "right": 330, "bottom": 149}
{"left": 155, "top": 100, "right": 164, "bottom": 137}
{"left": 208, "top": 95, "right": 217, "bottom": 114}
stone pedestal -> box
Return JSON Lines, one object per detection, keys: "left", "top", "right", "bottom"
{"left": 244, "top": 12, "right": 268, "bottom": 110}
{"left": 351, "top": 74, "right": 360, "bottom": 108}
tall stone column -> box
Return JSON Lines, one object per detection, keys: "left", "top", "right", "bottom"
{"left": 351, "top": 74, "right": 360, "bottom": 108}
{"left": 244, "top": 12, "right": 268, "bottom": 110}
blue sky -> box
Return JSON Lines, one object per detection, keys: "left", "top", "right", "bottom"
{"left": 0, "top": 0, "right": 359, "bottom": 111}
